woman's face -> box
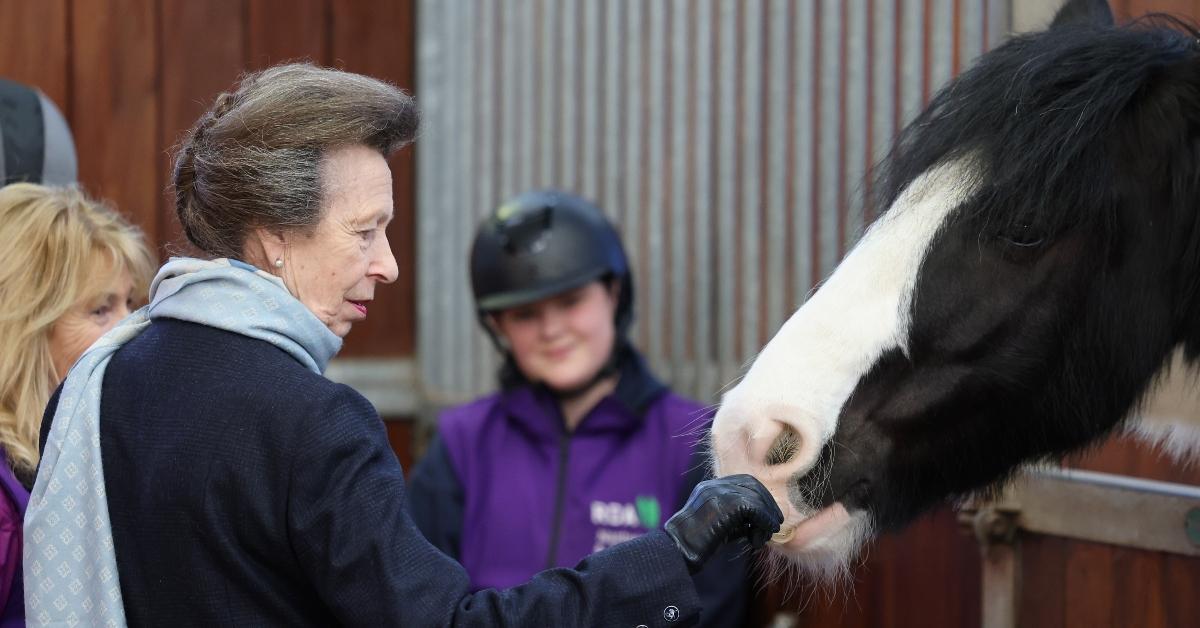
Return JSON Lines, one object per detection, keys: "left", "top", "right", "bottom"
{"left": 493, "top": 281, "right": 619, "bottom": 391}
{"left": 48, "top": 267, "right": 135, "bottom": 380}
{"left": 278, "top": 144, "right": 399, "bottom": 337}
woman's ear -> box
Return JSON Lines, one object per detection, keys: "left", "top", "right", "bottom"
{"left": 485, "top": 312, "right": 503, "bottom": 335}
{"left": 485, "top": 313, "right": 511, "bottom": 350}
{"left": 606, "top": 278, "right": 622, "bottom": 303}
{"left": 246, "top": 227, "right": 288, "bottom": 271}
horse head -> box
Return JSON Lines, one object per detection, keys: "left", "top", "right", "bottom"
{"left": 710, "top": 0, "right": 1200, "bottom": 580}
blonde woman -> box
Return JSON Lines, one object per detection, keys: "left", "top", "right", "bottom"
{"left": 0, "top": 183, "right": 154, "bottom": 624}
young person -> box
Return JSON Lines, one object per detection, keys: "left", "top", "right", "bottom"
{"left": 410, "top": 190, "right": 754, "bottom": 627}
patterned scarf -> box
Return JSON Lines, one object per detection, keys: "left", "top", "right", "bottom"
{"left": 23, "top": 257, "right": 341, "bottom": 626}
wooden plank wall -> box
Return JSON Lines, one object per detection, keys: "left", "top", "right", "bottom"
{"left": 0, "top": 0, "right": 418, "bottom": 466}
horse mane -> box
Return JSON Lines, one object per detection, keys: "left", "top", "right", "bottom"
{"left": 874, "top": 16, "right": 1200, "bottom": 244}
{"left": 873, "top": 13, "right": 1200, "bottom": 371}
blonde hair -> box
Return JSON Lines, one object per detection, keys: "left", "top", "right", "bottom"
{"left": 0, "top": 183, "right": 155, "bottom": 479}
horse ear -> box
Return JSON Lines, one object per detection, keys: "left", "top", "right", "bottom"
{"left": 1049, "top": 0, "right": 1115, "bottom": 29}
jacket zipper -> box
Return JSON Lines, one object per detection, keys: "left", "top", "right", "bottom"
{"left": 544, "top": 430, "right": 572, "bottom": 568}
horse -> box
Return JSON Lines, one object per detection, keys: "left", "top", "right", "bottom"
{"left": 709, "top": 0, "right": 1200, "bottom": 581}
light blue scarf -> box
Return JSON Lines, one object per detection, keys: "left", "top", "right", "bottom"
{"left": 23, "top": 257, "right": 341, "bottom": 627}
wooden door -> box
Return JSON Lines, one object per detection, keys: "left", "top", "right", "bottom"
{"left": 0, "top": 0, "right": 420, "bottom": 465}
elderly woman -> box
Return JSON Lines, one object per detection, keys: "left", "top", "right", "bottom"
{"left": 25, "top": 63, "right": 781, "bottom": 627}
{"left": 0, "top": 183, "right": 154, "bottom": 626}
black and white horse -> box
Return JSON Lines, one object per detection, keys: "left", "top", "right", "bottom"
{"left": 711, "top": 0, "right": 1200, "bottom": 580}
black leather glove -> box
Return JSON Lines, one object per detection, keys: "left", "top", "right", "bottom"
{"left": 663, "top": 474, "right": 784, "bottom": 574}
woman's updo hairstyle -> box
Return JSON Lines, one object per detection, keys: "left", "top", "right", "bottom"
{"left": 173, "top": 63, "right": 419, "bottom": 259}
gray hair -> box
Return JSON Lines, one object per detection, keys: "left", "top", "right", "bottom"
{"left": 172, "top": 63, "right": 419, "bottom": 258}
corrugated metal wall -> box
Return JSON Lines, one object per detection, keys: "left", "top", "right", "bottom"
{"left": 417, "top": 0, "right": 1011, "bottom": 407}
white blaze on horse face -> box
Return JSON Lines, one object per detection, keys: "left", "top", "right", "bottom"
{"left": 711, "top": 158, "right": 979, "bottom": 567}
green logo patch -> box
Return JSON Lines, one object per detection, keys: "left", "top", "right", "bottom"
{"left": 635, "top": 495, "right": 661, "bottom": 529}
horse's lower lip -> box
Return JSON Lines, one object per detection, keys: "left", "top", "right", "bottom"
{"left": 771, "top": 502, "right": 851, "bottom": 548}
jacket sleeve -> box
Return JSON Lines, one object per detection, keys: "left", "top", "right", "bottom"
{"left": 288, "top": 385, "right": 702, "bottom": 628}
{"left": 679, "top": 443, "right": 754, "bottom": 628}
{"left": 406, "top": 434, "right": 464, "bottom": 560}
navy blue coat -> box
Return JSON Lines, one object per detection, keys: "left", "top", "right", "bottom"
{"left": 40, "top": 318, "right": 702, "bottom": 627}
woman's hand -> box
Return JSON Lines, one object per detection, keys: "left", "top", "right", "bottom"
{"left": 663, "top": 474, "right": 784, "bottom": 573}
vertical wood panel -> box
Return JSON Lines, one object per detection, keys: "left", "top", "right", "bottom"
{"left": 71, "top": 0, "right": 160, "bottom": 253}
{"left": 1063, "top": 542, "right": 1115, "bottom": 628}
{"left": 1017, "top": 535, "right": 1067, "bottom": 627}
{"left": 159, "top": 0, "right": 246, "bottom": 251}
{"left": 1116, "top": 0, "right": 1200, "bottom": 20}
{"left": 776, "top": 509, "right": 980, "bottom": 628}
{"left": 1113, "top": 547, "right": 1167, "bottom": 628}
{"left": 0, "top": 0, "right": 70, "bottom": 108}
{"left": 247, "top": 0, "right": 330, "bottom": 69}
{"left": 1163, "top": 553, "right": 1200, "bottom": 626}
{"left": 330, "top": 0, "right": 417, "bottom": 357}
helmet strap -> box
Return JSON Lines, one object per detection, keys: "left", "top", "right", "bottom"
{"left": 544, "top": 336, "right": 626, "bottom": 401}
{"left": 546, "top": 343, "right": 621, "bottom": 401}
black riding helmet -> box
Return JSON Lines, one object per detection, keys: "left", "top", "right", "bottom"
{"left": 0, "top": 78, "right": 77, "bottom": 185}
{"left": 470, "top": 189, "right": 634, "bottom": 336}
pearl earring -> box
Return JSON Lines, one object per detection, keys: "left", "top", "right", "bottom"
{"left": 274, "top": 258, "right": 284, "bottom": 269}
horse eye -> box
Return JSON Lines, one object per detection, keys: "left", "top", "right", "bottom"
{"left": 999, "top": 222, "right": 1045, "bottom": 248}
{"left": 1002, "top": 233, "right": 1045, "bottom": 248}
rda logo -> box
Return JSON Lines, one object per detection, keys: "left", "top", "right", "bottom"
{"left": 590, "top": 496, "right": 661, "bottom": 529}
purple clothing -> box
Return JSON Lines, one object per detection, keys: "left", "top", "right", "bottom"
{"left": 439, "top": 384, "right": 702, "bottom": 590}
{"left": 409, "top": 348, "right": 751, "bottom": 626}
{"left": 0, "top": 453, "right": 28, "bottom": 628}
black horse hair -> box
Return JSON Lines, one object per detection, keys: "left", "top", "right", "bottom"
{"left": 813, "top": 12, "right": 1200, "bottom": 529}
{"left": 875, "top": 15, "right": 1200, "bottom": 240}
{"left": 874, "top": 14, "right": 1200, "bottom": 359}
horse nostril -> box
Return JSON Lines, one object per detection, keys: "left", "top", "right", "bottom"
{"left": 764, "top": 422, "right": 801, "bottom": 466}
